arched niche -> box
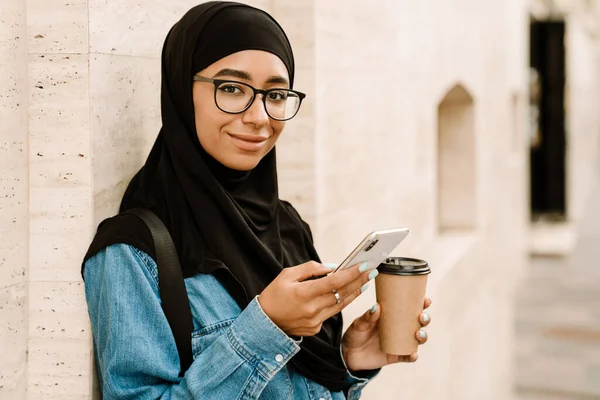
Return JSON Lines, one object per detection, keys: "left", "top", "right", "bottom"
{"left": 437, "top": 83, "right": 477, "bottom": 233}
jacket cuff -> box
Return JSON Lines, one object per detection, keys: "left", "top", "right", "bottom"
{"left": 340, "top": 345, "right": 380, "bottom": 397}
{"left": 226, "top": 296, "right": 300, "bottom": 380}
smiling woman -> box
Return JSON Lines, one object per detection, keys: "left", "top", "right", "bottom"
{"left": 80, "top": 2, "right": 430, "bottom": 400}
{"left": 191, "top": 51, "right": 305, "bottom": 170}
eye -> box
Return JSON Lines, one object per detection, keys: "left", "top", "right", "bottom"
{"left": 267, "top": 90, "right": 288, "bottom": 101}
{"left": 218, "top": 84, "right": 246, "bottom": 95}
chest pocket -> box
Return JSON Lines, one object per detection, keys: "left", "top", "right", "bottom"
{"left": 191, "top": 318, "right": 235, "bottom": 357}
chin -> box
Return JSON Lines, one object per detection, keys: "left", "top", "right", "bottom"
{"left": 221, "top": 154, "right": 262, "bottom": 171}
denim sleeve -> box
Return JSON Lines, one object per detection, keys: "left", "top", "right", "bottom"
{"left": 340, "top": 346, "right": 381, "bottom": 399}
{"left": 84, "top": 244, "right": 300, "bottom": 400}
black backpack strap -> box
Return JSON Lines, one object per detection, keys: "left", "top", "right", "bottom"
{"left": 125, "top": 208, "right": 194, "bottom": 377}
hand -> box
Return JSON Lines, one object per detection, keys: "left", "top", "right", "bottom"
{"left": 258, "top": 261, "right": 378, "bottom": 336}
{"left": 342, "top": 298, "right": 432, "bottom": 371}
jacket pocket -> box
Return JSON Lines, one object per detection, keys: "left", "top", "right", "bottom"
{"left": 191, "top": 318, "right": 235, "bottom": 357}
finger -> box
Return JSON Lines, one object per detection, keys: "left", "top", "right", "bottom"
{"left": 289, "top": 261, "right": 334, "bottom": 282}
{"left": 315, "top": 283, "right": 364, "bottom": 321}
{"left": 310, "top": 289, "right": 341, "bottom": 311}
{"left": 302, "top": 262, "right": 366, "bottom": 297}
{"left": 389, "top": 353, "right": 419, "bottom": 363}
{"left": 416, "top": 329, "right": 428, "bottom": 344}
{"left": 387, "top": 354, "right": 401, "bottom": 364}
{"left": 351, "top": 304, "right": 379, "bottom": 332}
{"left": 332, "top": 268, "right": 377, "bottom": 301}
{"left": 423, "top": 297, "right": 432, "bottom": 309}
{"left": 318, "top": 267, "right": 377, "bottom": 312}
{"left": 419, "top": 312, "right": 431, "bottom": 327}
{"left": 369, "top": 304, "right": 380, "bottom": 321}
{"left": 309, "top": 285, "right": 358, "bottom": 317}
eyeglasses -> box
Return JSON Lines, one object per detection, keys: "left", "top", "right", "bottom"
{"left": 193, "top": 75, "right": 306, "bottom": 121}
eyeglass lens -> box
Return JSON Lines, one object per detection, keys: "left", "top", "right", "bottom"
{"left": 215, "top": 82, "right": 300, "bottom": 120}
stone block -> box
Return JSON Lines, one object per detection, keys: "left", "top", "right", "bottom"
{"left": 26, "top": 0, "right": 88, "bottom": 54}
{"left": 89, "top": 54, "right": 160, "bottom": 222}
{"left": 29, "top": 53, "right": 90, "bottom": 189}
{"left": 29, "top": 188, "right": 92, "bottom": 282}
{"left": 0, "top": 284, "right": 28, "bottom": 399}
{"left": 27, "top": 336, "right": 91, "bottom": 399}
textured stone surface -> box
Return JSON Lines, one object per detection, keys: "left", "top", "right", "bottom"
{"left": 0, "top": 0, "right": 28, "bottom": 288}
{"left": 89, "top": 0, "right": 271, "bottom": 57}
{"left": 27, "top": 337, "right": 92, "bottom": 400}
{"left": 26, "top": 0, "right": 88, "bottom": 54}
{"left": 28, "top": 53, "right": 92, "bottom": 283}
{"left": 25, "top": 0, "right": 93, "bottom": 397}
{"left": 89, "top": 54, "right": 160, "bottom": 223}
{"left": 27, "top": 282, "right": 92, "bottom": 399}
{"left": 0, "top": 284, "right": 28, "bottom": 399}
{"left": 28, "top": 54, "right": 90, "bottom": 179}
{"left": 0, "top": 0, "right": 28, "bottom": 399}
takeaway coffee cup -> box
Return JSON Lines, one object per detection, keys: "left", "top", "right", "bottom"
{"left": 375, "top": 257, "right": 431, "bottom": 355}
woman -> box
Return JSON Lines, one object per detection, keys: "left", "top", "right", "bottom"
{"left": 82, "top": 2, "right": 431, "bottom": 399}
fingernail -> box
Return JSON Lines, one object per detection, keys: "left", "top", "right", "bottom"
{"left": 370, "top": 304, "right": 377, "bottom": 314}
{"left": 422, "top": 313, "right": 430, "bottom": 323}
{"left": 359, "top": 262, "right": 369, "bottom": 273}
{"left": 323, "top": 263, "right": 337, "bottom": 269}
{"left": 368, "top": 269, "right": 379, "bottom": 280}
{"left": 361, "top": 282, "right": 370, "bottom": 292}
{"left": 418, "top": 330, "right": 427, "bottom": 339}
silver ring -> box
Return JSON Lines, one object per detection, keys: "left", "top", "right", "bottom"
{"left": 332, "top": 289, "right": 341, "bottom": 304}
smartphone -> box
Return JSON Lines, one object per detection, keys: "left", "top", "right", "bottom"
{"left": 332, "top": 228, "right": 409, "bottom": 273}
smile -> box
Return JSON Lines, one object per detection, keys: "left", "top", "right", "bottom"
{"left": 228, "top": 133, "right": 269, "bottom": 151}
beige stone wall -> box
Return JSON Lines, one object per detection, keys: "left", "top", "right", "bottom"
{"left": 2, "top": 0, "right": 600, "bottom": 399}
{"left": 0, "top": 0, "right": 29, "bottom": 398}
{"left": 25, "top": 0, "right": 92, "bottom": 397}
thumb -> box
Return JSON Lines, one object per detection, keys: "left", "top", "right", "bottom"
{"left": 353, "top": 304, "right": 379, "bottom": 331}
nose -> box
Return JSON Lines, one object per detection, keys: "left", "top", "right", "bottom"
{"left": 241, "top": 94, "right": 270, "bottom": 127}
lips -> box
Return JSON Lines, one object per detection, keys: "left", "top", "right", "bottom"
{"left": 228, "top": 133, "right": 269, "bottom": 143}
{"left": 227, "top": 133, "right": 269, "bottom": 151}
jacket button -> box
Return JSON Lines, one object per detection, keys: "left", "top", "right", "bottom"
{"left": 275, "top": 354, "right": 284, "bottom": 362}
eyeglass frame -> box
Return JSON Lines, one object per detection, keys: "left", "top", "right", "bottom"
{"left": 192, "top": 75, "right": 306, "bottom": 121}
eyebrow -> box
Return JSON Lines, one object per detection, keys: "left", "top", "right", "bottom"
{"left": 212, "top": 68, "right": 289, "bottom": 86}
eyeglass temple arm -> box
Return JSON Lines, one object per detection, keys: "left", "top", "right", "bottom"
{"left": 192, "top": 75, "right": 213, "bottom": 83}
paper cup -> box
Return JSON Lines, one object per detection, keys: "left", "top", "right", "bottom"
{"left": 375, "top": 257, "right": 430, "bottom": 355}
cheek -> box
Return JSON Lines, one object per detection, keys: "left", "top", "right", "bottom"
{"left": 270, "top": 121, "right": 286, "bottom": 142}
{"left": 194, "top": 102, "right": 229, "bottom": 146}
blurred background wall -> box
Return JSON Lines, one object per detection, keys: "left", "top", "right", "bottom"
{"left": 1, "top": 0, "right": 599, "bottom": 399}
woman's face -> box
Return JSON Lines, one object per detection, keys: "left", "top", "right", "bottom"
{"left": 193, "top": 50, "right": 289, "bottom": 171}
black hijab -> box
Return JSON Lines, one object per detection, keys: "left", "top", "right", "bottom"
{"left": 83, "top": 1, "right": 349, "bottom": 391}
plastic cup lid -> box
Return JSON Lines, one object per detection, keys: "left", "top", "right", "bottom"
{"left": 377, "top": 257, "right": 431, "bottom": 276}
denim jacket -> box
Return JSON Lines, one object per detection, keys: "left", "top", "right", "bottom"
{"left": 84, "top": 243, "right": 376, "bottom": 399}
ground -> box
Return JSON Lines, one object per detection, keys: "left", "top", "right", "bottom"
{"left": 514, "top": 174, "right": 600, "bottom": 399}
